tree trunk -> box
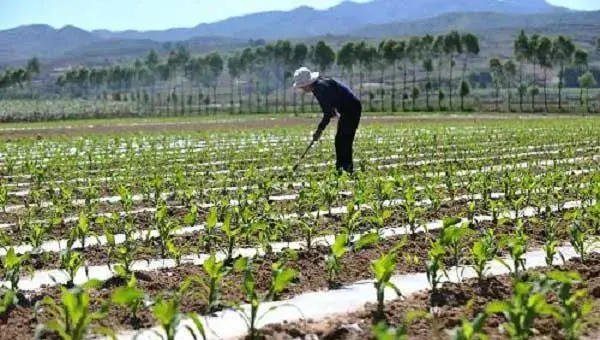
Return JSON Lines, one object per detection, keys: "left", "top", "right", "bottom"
{"left": 426, "top": 71, "right": 431, "bottom": 110}
{"left": 293, "top": 91, "right": 297, "bottom": 114}
{"left": 256, "top": 80, "right": 261, "bottom": 113}
{"left": 496, "top": 85, "right": 500, "bottom": 111}
{"left": 247, "top": 76, "right": 252, "bottom": 113}
{"left": 437, "top": 59, "right": 443, "bottom": 109}
{"left": 213, "top": 85, "right": 217, "bottom": 114}
{"left": 507, "top": 80, "right": 512, "bottom": 112}
{"left": 359, "top": 69, "right": 364, "bottom": 103}
{"left": 282, "top": 78, "right": 287, "bottom": 113}
{"left": 449, "top": 55, "right": 454, "bottom": 110}
{"left": 558, "top": 62, "right": 564, "bottom": 110}
{"left": 230, "top": 78, "right": 235, "bottom": 114}
{"left": 380, "top": 68, "right": 385, "bottom": 112}
{"left": 519, "top": 62, "right": 524, "bottom": 112}
{"left": 391, "top": 63, "right": 396, "bottom": 112}
{"left": 403, "top": 64, "right": 408, "bottom": 111}
{"left": 412, "top": 67, "right": 416, "bottom": 111}
{"left": 531, "top": 62, "right": 536, "bottom": 112}
{"left": 543, "top": 68, "right": 548, "bottom": 112}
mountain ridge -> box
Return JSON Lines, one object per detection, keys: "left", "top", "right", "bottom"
{"left": 0, "top": 0, "right": 581, "bottom": 64}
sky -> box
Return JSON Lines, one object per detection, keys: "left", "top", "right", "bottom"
{"left": 1, "top": 0, "right": 599, "bottom": 31}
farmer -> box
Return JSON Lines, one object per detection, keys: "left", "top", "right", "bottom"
{"left": 293, "top": 67, "right": 362, "bottom": 173}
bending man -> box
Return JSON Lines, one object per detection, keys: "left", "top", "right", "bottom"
{"left": 293, "top": 67, "right": 362, "bottom": 173}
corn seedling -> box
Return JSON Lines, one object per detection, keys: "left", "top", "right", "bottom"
{"left": 546, "top": 271, "right": 592, "bottom": 340}
{"left": 486, "top": 281, "right": 554, "bottom": 340}
{"left": 450, "top": 313, "right": 488, "bottom": 340}
{"left": 111, "top": 274, "right": 145, "bottom": 329}
{"left": 326, "top": 233, "right": 349, "bottom": 288}
{"left": 34, "top": 280, "right": 115, "bottom": 340}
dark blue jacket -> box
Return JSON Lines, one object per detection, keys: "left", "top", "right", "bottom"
{"left": 312, "top": 77, "right": 361, "bottom": 131}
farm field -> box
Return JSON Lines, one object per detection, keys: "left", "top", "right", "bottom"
{"left": 2, "top": 116, "right": 600, "bottom": 339}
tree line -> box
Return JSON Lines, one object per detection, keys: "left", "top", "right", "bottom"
{"left": 0, "top": 33, "right": 599, "bottom": 116}
{"left": 489, "top": 31, "right": 599, "bottom": 112}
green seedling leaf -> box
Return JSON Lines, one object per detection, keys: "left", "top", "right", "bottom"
{"left": 354, "top": 233, "right": 379, "bottom": 250}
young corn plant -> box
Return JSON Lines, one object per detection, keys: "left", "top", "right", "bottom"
{"left": 59, "top": 247, "right": 85, "bottom": 288}
{"left": 34, "top": 280, "right": 115, "bottom": 340}
{"left": 498, "top": 232, "right": 528, "bottom": 279}
{"left": 441, "top": 218, "right": 473, "bottom": 279}
{"left": 232, "top": 258, "right": 292, "bottom": 340}
{"left": 154, "top": 202, "right": 179, "bottom": 258}
{"left": 0, "top": 183, "right": 7, "bottom": 213}
{"left": 221, "top": 211, "right": 240, "bottom": 265}
{"left": 427, "top": 240, "right": 447, "bottom": 307}
{"left": 541, "top": 219, "right": 561, "bottom": 266}
{"left": 103, "top": 216, "right": 137, "bottom": 279}
{"left": 371, "top": 311, "right": 428, "bottom": 340}
{"left": 400, "top": 185, "right": 422, "bottom": 237}
{"left": 546, "top": 271, "right": 592, "bottom": 340}
{"left": 151, "top": 281, "right": 206, "bottom": 340}
{"left": 371, "top": 246, "right": 405, "bottom": 321}
{"left": 200, "top": 207, "right": 218, "bottom": 253}
{"left": 569, "top": 218, "right": 591, "bottom": 264}
{"left": 111, "top": 274, "right": 145, "bottom": 329}
{"left": 471, "top": 230, "right": 497, "bottom": 283}
{"left": 1, "top": 248, "right": 29, "bottom": 310}
{"left": 198, "top": 254, "right": 227, "bottom": 313}
{"left": 486, "top": 281, "right": 555, "bottom": 340}
{"left": 70, "top": 210, "right": 93, "bottom": 251}
{"left": 326, "top": 233, "right": 349, "bottom": 289}
{"left": 266, "top": 260, "right": 297, "bottom": 301}
{"left": 26, "top": 221, "right": 50, "bottom": 255}
{"left": 449, "top": 313, "right": 488, "bottom": 340}
{"left": 342, "top": 202, "right": 362, "bottom": 236}
{"left": 370, "top": 206, "right": 393, "bottom": 238}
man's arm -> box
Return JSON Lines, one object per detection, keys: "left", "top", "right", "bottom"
{"left": 314, "top": 85, "right": 335, "bottom": 138}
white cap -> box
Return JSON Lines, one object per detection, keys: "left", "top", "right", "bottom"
{"left": 293, "top": 67, "right": 319, "bottom": 88}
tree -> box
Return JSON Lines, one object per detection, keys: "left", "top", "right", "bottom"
{"left": 391, "top": 41, "right": 406, "bottom": 112}
{"left": 25, "top": 57, "right": 40, "bottom": 99}
{"left": 145, "top": 49, "right": 159, "bottom": 70}
{"left": 421, "top": 35, "right": 434, "bottom": 110}
{"left": 292, "top": 43, "right": 308, "bottom": 113}
{"left": 574, "top": 49, "right": 589, "bottom": 107}
{"left": 535, "top": 36, "right": 552, "bottom": 111}
{"left": 527, "top": 34, "right": 540, "bottom": 111}
{"left": 504, "top": 60, "right": 517, "bottom": 112}
{"left": 551, "top": 36, "right": 575, "bottom": 110}
{"left": 461, "top": 33, "right": 480, "bottom": 80}
{"left": 578, "top": 72, "right": 597, "bottom": 111}
{"left": 227, "top": 53, "right": 242, "bottom": 114}
{"left": 311, "top": 41, "right": 335, "bottom": 72}
{"left": 353, "top": 41, "right": 371, "bottom": 104}
{"left": 274, "top": 40, "right": 293, "bottom": 112}
{"left": 240, "top": 47, "right": 255, "bottom": 113}
{"left": 433, "top": 35, "right": 445, "bottom": 109}
{"left": 490, "top": 58, "right": 504, "bottom": 111}
{"left": 459, "top": 80, "right": 471, "bottom": 111}
{"left": 444, "top": 31, "right": 462, "bottom": 110}
{"left": 406, "top": 37, "right": 421, "bottom": 111}
{"left": 377, "top": 40, "right": 390, "bottom": 111}
{"left": 363, "top": 45, "right": 378, "bottom": 111}
{"left": 337, "top": 42, "right": 356, "bottom": 85}
{"left": 206, "top": 51, "right": 224, "bottom": 114}
{"left": 26, "top": 57, "right": 40, "bottom": 78}
{"left": 513, "top": 30, "right": 529, "bottom": 111}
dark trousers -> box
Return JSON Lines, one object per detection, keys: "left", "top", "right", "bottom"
{"left": 335, "top": 107, "right": 361, "bottom": 173}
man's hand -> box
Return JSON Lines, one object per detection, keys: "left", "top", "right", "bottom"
{"left": 313, "top": 129, "right": 323, "bottom": 142}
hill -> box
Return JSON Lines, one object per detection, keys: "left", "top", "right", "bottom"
{"left": 0, "top": 0, "right": 566, "bottom": 63}
{"left": 94, "top": 0, "right": 562, "bottom": 42}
